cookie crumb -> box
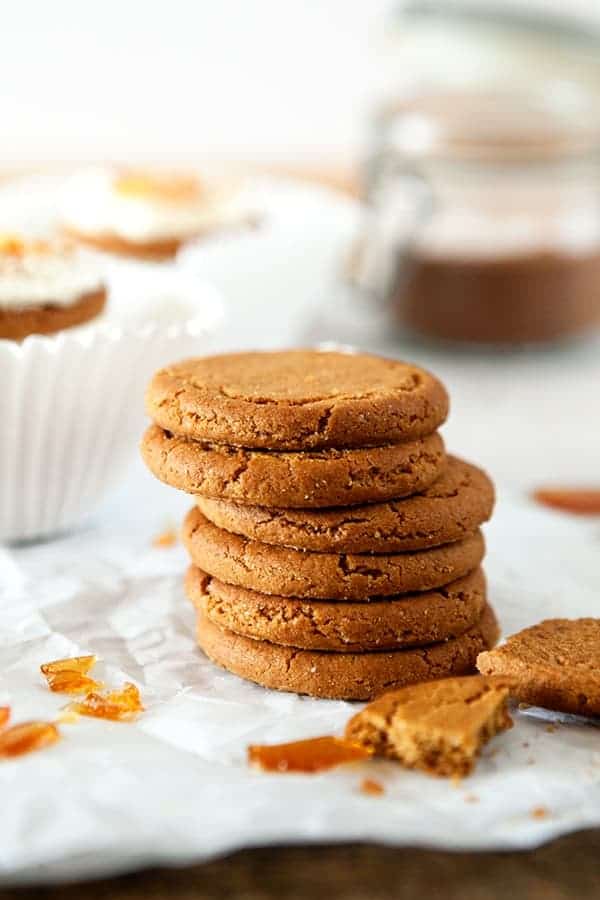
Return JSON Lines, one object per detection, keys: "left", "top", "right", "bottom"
{"left": 360, "top": 778, "right": 385, "bottom": 796}
{"left": 464, "top": 793, "right": 479, "bottom": 803}
{"left": 153, "top": 528, "right": 178, "bottom": 549}
{"left": 545, "top": 724, "right": 558, "bottom": 734}
{"left": 531, "top": 806, "right": 549, "bottom": 820}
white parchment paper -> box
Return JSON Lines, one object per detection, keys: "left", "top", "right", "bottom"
{"left": 1, "top": 174, "right": 599, "bottom": 884}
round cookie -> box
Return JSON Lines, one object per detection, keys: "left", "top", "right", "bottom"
{"left": 186, "top": 565, "right": 487, "bottom": 652}
{"left": 477, "top": 618, "right": 600, "bottom": 717}
{"left": 141, "top": 425, "right": 446, "bottom": 508}
{"left": 182, "top": 508, "right": 486, "bottom": 600}
{"left": 65, "top": 227, "right": 183, "bottom": 261}
{"left": 195, "top": 604, "right": 500, "bottom": 700}
{"left": 145, "top": 350, "right": 449, "bottom": 450}
{"left": 0, "top": 288, "right": 106, "bottom": 340}
{"left": 196, "top": 455, "right": 494, "bottom": 551}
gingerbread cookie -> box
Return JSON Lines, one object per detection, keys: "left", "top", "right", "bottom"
{"left": 145, "top": 350, "right": 449, "bottom": 450}
{"left": 141, "top": 425, "right": 445, "bottom": 508}
{"left": 197, "top": 455, "right": 493, "bottom": 551}
{"left": 195, "top": 604, "right": 499, "bottom": 700}
{"left": 345, "top": 675, "right": 512, "bottom": 777}
{"left": 186, "top": 566, "right": 487, "bottom": 652}
{"left": 478, "top": 618, "right": 600, "bottom": 717}
{"left": 64, "top": 228, "right": 183, "bottom": 261}
{"left": 182, "top": 508, "right": 485, "bottom": 600}
{"left": 0, "top": 288, "right": 106, "bottom": 340}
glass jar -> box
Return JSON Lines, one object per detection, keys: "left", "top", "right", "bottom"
{"left": 355, "top": 5, "right": 600, "bottom": 345}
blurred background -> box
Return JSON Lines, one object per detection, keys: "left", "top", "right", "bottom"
{"left": 1, "top": 0, "right": 599, "bottom": 170}
{"left": 0, "top": 0, "right": 383, "bottom": 172}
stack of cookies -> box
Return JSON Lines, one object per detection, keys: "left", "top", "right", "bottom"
{"left": 142, "top": 350, "right": 499, "bottom": 700}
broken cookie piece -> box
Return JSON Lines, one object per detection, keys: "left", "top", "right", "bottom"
{"left": 478, "top": 618, "right": 600, "bottom": 717}
{"left": 345, "top": 676, "right": 512, "bottom": 778}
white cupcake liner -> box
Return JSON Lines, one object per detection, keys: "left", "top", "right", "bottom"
{"left": 0, "top": 283, "right": 223, "bottom": 543}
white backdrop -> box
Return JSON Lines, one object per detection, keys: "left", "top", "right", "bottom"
{"left": 0, "top": 0, "right": 387, "bottom": 167}
{"left": 2, "top": 0, "right": 599, "bottom": 169}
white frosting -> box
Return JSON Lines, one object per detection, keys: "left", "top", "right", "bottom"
{"left": 61, "top": 169, "right": 247, "bottom": 243}
{"left": 0, "top": 246, "right": 104, "bottom": 310}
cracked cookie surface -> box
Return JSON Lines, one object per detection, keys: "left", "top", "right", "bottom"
{"left": 182, "top": 507, "right": 485, "bottom": 600}
{"left": 145, "top": 350, "right": 449, "bottom": 450}
{"left": 195, "top": 604, "right": 499, "bottom": 700}
{"left": 186, "top": 565, "right": 487, "bottom": 651}
{"left": 141, "top": 425, "right": 446, "bottom": 508}
{"left": 197, "top": 455, "right": 493, "bottom": 551}
{"left": 478, "top": 618, "right": 600, "bottom": 717}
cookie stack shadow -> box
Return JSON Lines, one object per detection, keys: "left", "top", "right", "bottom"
{"left": 141, "top": 350, "right": 499, "bottom": 700}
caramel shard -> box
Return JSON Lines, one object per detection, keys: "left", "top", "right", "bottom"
{"left": 346, "top": 676, "right": 513, "bottom": 778}
{"left": 114, "top": 172, "right": 202, "bottom": 204}
{"left": 152, "top": 528, "right": 178, "bottom": 548}
{"left": 66, "top": 682, "right": 143, "bottom": 721}
{"left": 44, "top": 672, "right": 103, "bottom": 695}
{"left": 41, "top": 656, "right": 102, "bottom": 694}
{"left": 532, "top": 488, "right": 600, "bottom": 516}
{"left": 0, "top": 721, "right": 60, "bottom": 758}
{"left": 248, "top": 736, "right": 372, "bottom": 773}
{"left": 0, "top": 235, "right": 51, "bottom": 257}
{"left": 41, "top": 655, "right": 97, "bottom": 675}
{"left": 0, "top": 707, "right": 10, "bottom": 730}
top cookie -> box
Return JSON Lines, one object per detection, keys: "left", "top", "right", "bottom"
{"left": 145, "top": 350, "right": 449, "bottom": 450}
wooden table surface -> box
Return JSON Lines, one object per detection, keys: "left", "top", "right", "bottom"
{"left": 2, "top": 832, "right": 599, "bottom": 899}
{"left": 1, "top": 163, "right": 598, "bottom": 899}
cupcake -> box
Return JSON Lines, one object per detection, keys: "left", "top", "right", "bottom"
{"left": 61, "top": 167, "right": 251, "bottom": 260}
{"left": 0, "top": 228, "right": 223, "bottom": 541}
{"left": 0, "top": 236, "right": 106, "bottom": 340}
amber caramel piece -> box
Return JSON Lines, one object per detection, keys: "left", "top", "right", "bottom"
{"left": 41, "top": 656, "right": 101, "bottom": 694}
{"left": 44, "top": 671, "right": 103, "bottom": 695}
{"left": 41, "top": 655, "right": 97, "bottom": 676}
{"left": 152, "top": 528, "right": 178, "bottom": 548}
{"left": 0, "top": 721, "right": 60, "bottom": 758}
{"left": 360, "top": 778, "right": 385, "bottom": 796}
{"left": 0, "top": 235, "right": 52, "bottom": 257}
{"left": 532, "top": 488, "right": 600, "bottom": 516}
{"left": 248, "top": 736, "right": 372, "bottom": 773}
{"left": 114, "top": 172, "right": 202, "bottom": 204}
{"left": 67, "top": 683, "right": 143, "bottom": 721}
{"left": 0, "top": 707, "right": 9, "bottom": 730}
